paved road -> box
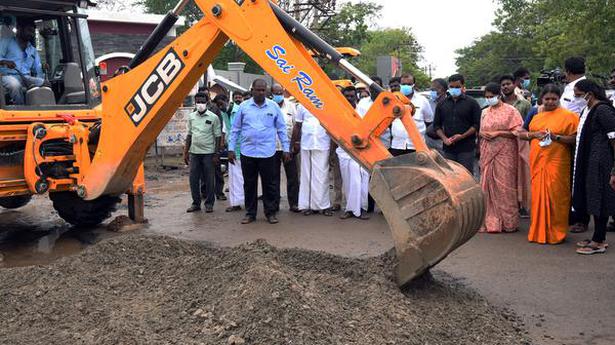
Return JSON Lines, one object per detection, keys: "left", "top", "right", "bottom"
{"left": 141, "top": 177, "right": 615, "bottom": 345}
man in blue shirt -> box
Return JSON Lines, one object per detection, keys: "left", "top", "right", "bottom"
{"left": 229, "top": 79, "right": 291, "bottom": 224}
{"left": 0, "top": 18, "right": 44, "bottom": 105}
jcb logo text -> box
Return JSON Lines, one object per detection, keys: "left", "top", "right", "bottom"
{"left": 125, "top": 48, "right": 185, "bottom": 125}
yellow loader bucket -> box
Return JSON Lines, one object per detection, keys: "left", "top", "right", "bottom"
{"left": 370, "top": 150, "right": 485, "bottom": 288}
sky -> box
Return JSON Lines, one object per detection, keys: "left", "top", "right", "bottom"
{"left": 366, "top": 0, "right": 500, "bottom": 77}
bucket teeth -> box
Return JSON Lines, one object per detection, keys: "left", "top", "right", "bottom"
{"left": 370, "top": 151, "right": 485, "bottom": 287}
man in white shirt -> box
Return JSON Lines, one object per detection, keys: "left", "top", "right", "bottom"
{"left": 292, "top": 103, "right": 332, "bottom": 216}
{"left": 560, "top": 57, "right": 587, "bottom": 115}
{"left": 337, "top": 86, "right": 370, "bottom": 220}
{"left": 272, "top": 84, "right": 300, "bottom": 212}
{"left": 390, "top": 73, "right": 433, "bottom": 156}
{"left": 356, "top": 76, "right": 385, "bottom": 213}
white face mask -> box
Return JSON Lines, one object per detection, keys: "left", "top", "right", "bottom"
{"left": 196, "top": 103, "right": 207, "bottom": 113}
{"left": 486, "top": 96, "right": 499, "bottom": 107}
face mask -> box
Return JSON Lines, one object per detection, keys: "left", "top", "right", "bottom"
{"left": 196, "top": 103, "right": 207, "bottom": 113}
{"left": 539, "top": 130, "right": 552, "bottom": 148}
{"left": 430, "top": 90, "right": 438, "bottom": 101}
{"left": 449, "top": 87, "right": 462, "bottom": 97}
{"left": 521, "top": 79, "right": 531, "bottom": 89}
{"left": 272, "top": 94, "right": 284, "bottom": 104}
{"left": 400, "top": 84, "right": 414, "bottom": 96}
{"left": 575, "top": 95, "right": 588, "bottom": 108}
{"left": 486, "top": 96, "right": 499, "bottom": 107}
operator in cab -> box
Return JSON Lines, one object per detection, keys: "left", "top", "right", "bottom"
{"left": 0, "top": 17, "right": 44, "bottom": 105}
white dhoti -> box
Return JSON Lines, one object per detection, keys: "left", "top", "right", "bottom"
{"left": 228, "top": 160, "right": 244, "bottom": 207}
{"left": 337, "top": 150, "right": 369, "bottom": 217}
{"left": 298, "top": 149, "right": 331, "bottom": 211}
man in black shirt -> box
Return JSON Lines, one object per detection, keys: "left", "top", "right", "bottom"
{"left": 433, "top": 74, "right": 481, "bottom": 174}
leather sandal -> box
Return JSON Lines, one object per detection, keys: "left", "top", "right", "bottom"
{"left": 577, "top": 239, "right": 609, "bottom": 248}
{"left": 576, "top": 243, "right": 607, "bottom": 255}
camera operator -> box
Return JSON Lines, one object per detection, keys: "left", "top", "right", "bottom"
{"left": 561, "top": 57, "right": 587, "bottom": 115}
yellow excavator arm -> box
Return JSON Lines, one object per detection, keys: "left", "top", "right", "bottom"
{"left": 15, "top": 0, "right": 484, "bottom": 287}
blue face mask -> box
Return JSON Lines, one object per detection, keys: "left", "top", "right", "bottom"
{"left": 430, "top": 90, "right": 438, "bottom": 101}
{"left": 486, "top": 96, "right": 499, "bottom": 107}
{"left": 449, "top": 87, "right": 462, "bottom": 97}
{"left": 521, "top": 79, "right": 531, "bottom": 89}
{"left": 272, "top": 94, "right": 284, "bottom": 104}
{"left": 400, "top": 84, "right": 414, "bottom": 96}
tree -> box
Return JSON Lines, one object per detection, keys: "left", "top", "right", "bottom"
{"left": 456, "top": 0, "right": 615, "bottom": 86}
{"left": 355, "top": 28, "right": 429, "bottom": 87}
{"left": 316, "top": 1, "right": 382, "bottom": 47}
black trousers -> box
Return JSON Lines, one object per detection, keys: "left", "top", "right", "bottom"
{"left": 274, "top": 150, "right": 299, "bottom": 209}
{"left": 570, "top": 210, "right": 590, "bottom": 226}
{"left": 190, "top": 153, "right": 216, "bottom": 207}
{"left": 443, "top": 150, "right": 475, "bottom": 175}
{"left": 241, "top": 155, "right": 277, "bottom": 218}
{"left": 200, "top": 162, "right": 224, "bottom": 197}
{"left": 215, "top": 160, "right": 225, "bottom": 196}
{"left": 592, "top": 215, "right": 609, "bottom": 243}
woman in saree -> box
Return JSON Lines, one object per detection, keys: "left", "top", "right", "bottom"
{"left": 479, "top": 82, "right": 529, "bottom": 233}
{"left": 518, "top": 84, "right": 579, "bottom": 244}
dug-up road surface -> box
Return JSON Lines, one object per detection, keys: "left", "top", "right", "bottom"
{"left": 0, "top": 167, "right": 614, "bottom": 345}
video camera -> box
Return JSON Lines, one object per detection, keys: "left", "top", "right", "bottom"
{"left": 537, "top": 68, "right": 566, "bottom": 87}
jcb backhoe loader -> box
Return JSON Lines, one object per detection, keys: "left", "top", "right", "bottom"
{"left": 0, "top": 0, "right": 484, "bottom": 287}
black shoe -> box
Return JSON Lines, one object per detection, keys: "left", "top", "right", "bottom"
{"left": 217, "top": 194, "right": 227, "bottom": 201}
{"left": 186, "top": 205, "right": 201, "bottom": 213}
{"left": 241, "top": 216, "right": 256, "bottom": 224}
{"left": 267, "top": 215, "right": 279, "bottom": 224}
{"left": 331, "top": 204, "right": 341, "bottom": 212}
{"left": 205, "top": 205, "right": 214, "bottom": 213}
{"left": 289, "top": 206, "right": 301, "bottom": 213}
{"left": 226, "top": 206, "right": 242, "bottom": 212}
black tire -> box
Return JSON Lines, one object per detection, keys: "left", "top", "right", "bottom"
{"left": 0, "top": 195, "right": 32, "bottom": 209}
{"left": 50, "top": 192, "right": 121, "bottom": 227}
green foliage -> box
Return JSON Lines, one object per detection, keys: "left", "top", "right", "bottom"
{"left": 456, "top": 0, "right": 615, "bottom": 86}
{"left": 355, "top": 28, "right": 429, "bottom": 87}
{"left": 316, "top": 1, "right": 382, "bottom": 47}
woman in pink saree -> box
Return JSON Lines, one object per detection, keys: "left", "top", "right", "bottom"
{"left": 479, "top": 83, "right": 530, "bottom": 233}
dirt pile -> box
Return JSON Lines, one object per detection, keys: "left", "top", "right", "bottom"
{"left": 0, "top": 235, "right": 530, "bottom": 345}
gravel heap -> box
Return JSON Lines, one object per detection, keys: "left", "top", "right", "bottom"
{"left": 0, "top": 235, "right": 531, "bottom": 345}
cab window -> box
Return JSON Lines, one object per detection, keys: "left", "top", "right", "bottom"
{"left": 0, "top": 13, "right": 100, "bottom": 109}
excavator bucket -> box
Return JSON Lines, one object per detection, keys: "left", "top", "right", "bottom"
{"left": 370, "top": 150, "right": 485, "bottom": 288}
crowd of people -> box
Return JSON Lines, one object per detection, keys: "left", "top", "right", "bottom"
{"left": 184, "top": 56, "right": 615, "bottom": 256}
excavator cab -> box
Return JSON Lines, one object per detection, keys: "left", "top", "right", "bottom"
{"left": 0, "top": 1, "right": 100, "bottom": 109}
